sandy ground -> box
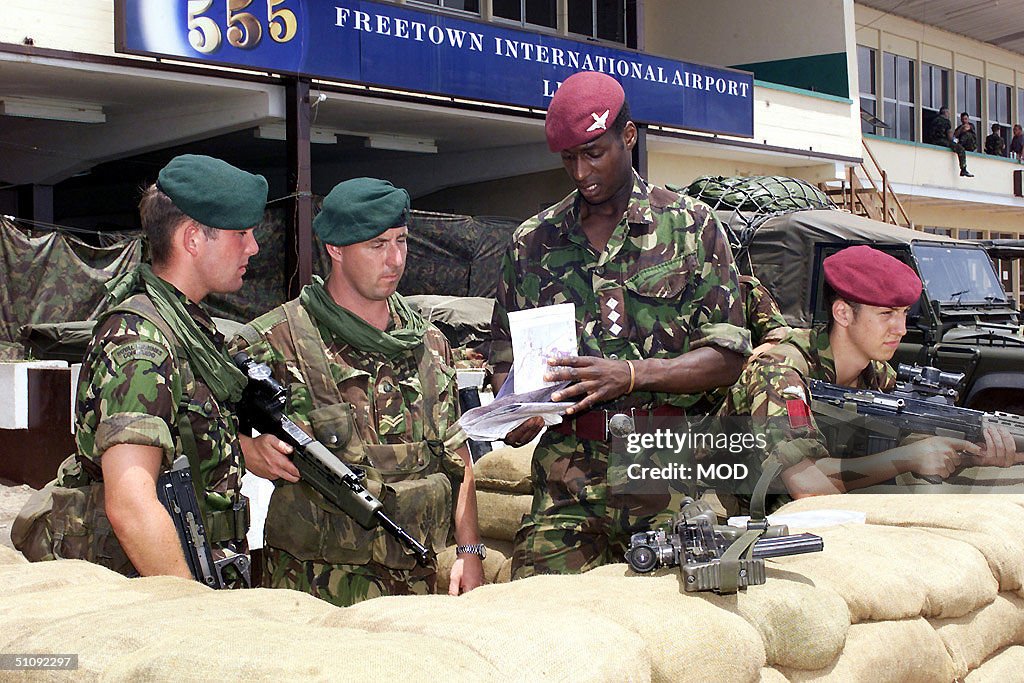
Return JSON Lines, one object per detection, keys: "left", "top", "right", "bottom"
{"left": 0, "top": 480, "right": 36, "bottom": 550}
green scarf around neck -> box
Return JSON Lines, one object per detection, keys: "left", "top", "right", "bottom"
{"left": 299, "top": 276, "right": 428, "bottom": 358}
{"left": 103, "top": 264, "right": 247, "bottom": 403}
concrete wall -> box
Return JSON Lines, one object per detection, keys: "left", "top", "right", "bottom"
{"left": 1, "top": 0, "right": 116, "bottom": 56}
{"left": 855, "top": 4, "right": 1024, "bottom": 128}
{"left": 644, "top": 0, "right": 851, "bottom": 97}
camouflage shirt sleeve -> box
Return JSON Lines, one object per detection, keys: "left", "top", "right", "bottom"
{"left": 741, "top": 275, "right": 790, "bottom": 347}
{"left": 728, "top": 350, "right": 830, "bottom": 468}
{"left": 424, "top": 325, "right": 469, "bottom": 477}
{"left": 683, "top": 203, "right": 752, "bottom": 357}
{"left": 76, "top": 313, "right": 179, "bottom": 469}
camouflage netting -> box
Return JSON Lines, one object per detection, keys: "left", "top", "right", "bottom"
{"left": 0, "top": 218, "right": 141, "bottom": 360}
{"left": 1, "top": 209, "right": 516, "bottom": 359}
{"left": 678, "top": 175, "right": 836, "bottom": 215}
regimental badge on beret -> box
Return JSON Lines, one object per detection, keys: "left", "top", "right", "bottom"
{"left": 313, "top": 177, "right": 411, "bottom": 246}
{"left": 545, "top": 71, "right": 626, "bottom": 152}
{"left": 156, "top": 154, "right": 268, "bottom": 231}
{"left": 822, "top": 245, "right": 923, "bottom": 308}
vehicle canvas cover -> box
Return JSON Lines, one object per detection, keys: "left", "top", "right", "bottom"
{"left": 728, "top": 209, "right": 958, "bottom": 327}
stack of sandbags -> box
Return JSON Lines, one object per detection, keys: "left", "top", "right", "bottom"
{"left": 436, "top": 443, "right": 534, "bottom": 588}
{"left": 764, "top": 494, "right": 1024, "bottom": 680}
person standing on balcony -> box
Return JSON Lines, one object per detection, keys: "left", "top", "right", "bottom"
{"left": 985, "top": 124, "right": 1006, "bottom": 157}
{"left": 1010, "top": 124, "right": 1023, "bottom": 162}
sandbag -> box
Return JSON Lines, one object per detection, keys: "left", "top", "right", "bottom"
{"left": 931, "top": 594, "right": 1024, "bottom": 679}
{"left": 965, "top": 645, "right": 1024, "bottom": 682}
{"left": 0, "top": 544, "right": 28, "bottom": 565}
{"left": 766, "top": 524, "right": 997, "bottom": 621}
{"left": 779, "top": 618, "right": 955, "bottom": 682}
{"left": 586, "top": 563, "right": 849, "bottom": 671}
{"left": 466, "top": 571, "right": 767, "bottom": 683}
{"left": 777, "top": 495, "right": 1024, "bottom": 593}
{"left": 322, "top": 592, "right": 651, "bottom": 682}
{"left": 434, "top": 537, "right": 513, "bottom": 588}
{"left": 476, "top": 490, "right": 531, "bottom": 542}
{"left": 473, "top": 445, "right": 534, "bottom": 494}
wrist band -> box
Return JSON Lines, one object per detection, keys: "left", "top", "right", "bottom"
{"left": 625, "top": 360, "right": 636, "bottom": 394}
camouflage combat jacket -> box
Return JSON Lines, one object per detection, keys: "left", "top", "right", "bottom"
{"left": 54, "top": 291, "right": 246, "bottom": 573}
{"left": 490, "top": 171, "right": 751, "bottom": 417}
{"left": 740, "top": 275, "right": 790, "bottom": 347}
{"left": 232, "top": 297, "right": 467, "bottom": 570}
{"left": 721, "top": 325, "right": 896, "bottom": 468}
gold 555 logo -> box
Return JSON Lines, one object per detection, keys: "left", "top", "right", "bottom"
{"left": 188, "top": 0, "right": 298, "bottom": 53}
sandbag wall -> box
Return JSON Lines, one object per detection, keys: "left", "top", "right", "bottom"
{"left": 4, "top": 494, "right": 1024, "bottom": 681}
{"left": 435, "top": 444, "right": 534, "bottom": 587}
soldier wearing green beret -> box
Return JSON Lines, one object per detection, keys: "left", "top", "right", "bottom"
{"left": 35, "top": 154, "right": 273, "bottom": 580}
{"left": 232, "top": 177, "right": 483, "bottom": 606}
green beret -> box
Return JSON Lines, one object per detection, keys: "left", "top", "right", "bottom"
{"left": 157, "top": 154, "right": 268, "bottom": 230}
{"left": 314, "top": 177, "right": 410, "bottom": 246}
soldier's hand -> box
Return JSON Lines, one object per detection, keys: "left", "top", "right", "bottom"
{"left": 449, "top": 555, "right": 484, "bottom": 596}
{"left": 979, "top": 425, "right": 1020, "bottom": 468}
{"left": 546, "top": 356, "right": 632, "bottom": 415}
{"left": 901, "top": 436, "right": 978, "bottom": 479}
{"left": 503, "top": 416, "right": 544, "bottom": 447}
{"left": 239, "top": 434, "right": 299, "bottom": 482}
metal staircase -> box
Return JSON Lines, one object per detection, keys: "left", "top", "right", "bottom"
{"left": 819, "top": 139, "right": 914, "bottom": 229}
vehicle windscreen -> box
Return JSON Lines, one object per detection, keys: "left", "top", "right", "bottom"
{"left": 912, "top": 244, "right": 1008, "bottom": 305}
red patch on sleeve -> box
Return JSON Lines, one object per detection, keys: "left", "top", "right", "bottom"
{"left": 786, "top": 399, "right": 811, "bottom": 429}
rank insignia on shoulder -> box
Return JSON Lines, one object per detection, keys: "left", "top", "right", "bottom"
{"left": 109, "top": 340, "right": 170, "bottom": 367}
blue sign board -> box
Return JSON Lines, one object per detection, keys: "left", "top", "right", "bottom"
{"left": 116, "top": 0, "right": 753, "bottom": 137}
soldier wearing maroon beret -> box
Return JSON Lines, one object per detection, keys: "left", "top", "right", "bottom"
{"left": 490, "top": 71, "right": 751, "bottom": 577}
{"left": 721, "top": 245, "right": 1019, "bottom": 503}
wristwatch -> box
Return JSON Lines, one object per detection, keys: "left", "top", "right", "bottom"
{"left": 455, "top": 543, "right": 487, "bottom": 559}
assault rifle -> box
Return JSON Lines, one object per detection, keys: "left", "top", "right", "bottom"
{"left": 155, "top": 456, "right": 252, "bottom": 589}
{"left": 625, "top": 497, "right": 823, "bottom": 593}
{"left": 808, "top": 375, "right": 1024, "bottom": 455}
{"left": 233, "top": 352, "right": 432, "bottom": 566}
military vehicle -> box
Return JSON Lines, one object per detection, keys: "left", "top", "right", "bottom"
{"left": 725, "top": 208, "right": 1024, "bottom": 414}
{"left": 678, "top": 175, "right": 1023, "bottom": 414}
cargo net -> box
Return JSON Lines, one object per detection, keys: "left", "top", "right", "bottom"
{"left": 678, "top": 175, "right": 836, "bottom": 214}
{"left": 668, "top": 175, "right": 837, "bottom": 252}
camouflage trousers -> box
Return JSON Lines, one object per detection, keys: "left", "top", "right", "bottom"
{"left": 511, "top": 432, "right": 693, "bottom": 579}
{"left": 262, "top": 546, "right": 436, "bottom": 607}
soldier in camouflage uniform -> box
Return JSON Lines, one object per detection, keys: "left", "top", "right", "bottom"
{"left": 232, "top": 178, "right": 483, "bottom": 607}
{"left": 723, "top": 245, "right": 1018, "bottom": 499}
{"left": 740, "top": 275, "right": 790, "bottom": 349}
{"left": 489, "top": 72, "right": 751, "bottom": 578}
{"left": 38, "top": 155, "right": 273, "bottom": 579}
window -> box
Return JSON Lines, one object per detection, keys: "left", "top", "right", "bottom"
{"left": 921, "top": 63, "right": 948, "bottom": 142}
{"left": 410, "top": 0, "right": 480, "bottom": 12}
{"left": 858, "top": 46, "right": 878, "bottom": 135}
{"left": 568, "top": 1, "right": 633, "bottom": 46}
{"left": 923, "top": 226, "right": 954, "bottom": 237}
{"left": 988, "top": 81, "right": 1012, "bottom": 155}
{"left": 956, "top": 72, "right": 982, "bottom": 140}
{"left": 1019, "top": 88, "right": 1024, "bottom": 128}
{"left": 493, "top": 0, "right": 556, "bottom": 29}
{"left": 882, "top": 52, "right": 914, "bottom": 141}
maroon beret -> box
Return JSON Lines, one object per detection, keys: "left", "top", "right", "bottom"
{"left": 823, "top": 245, "right": 922, "bottom": 307}
{"left": 545, "top": 71, "right": 625, "bottom": 152}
